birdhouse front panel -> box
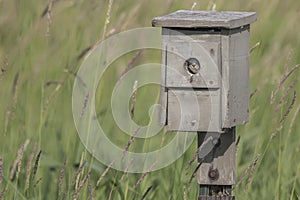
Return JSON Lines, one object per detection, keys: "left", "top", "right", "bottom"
{"left": 164, "top": 29, "right": 221, "bottom": 89}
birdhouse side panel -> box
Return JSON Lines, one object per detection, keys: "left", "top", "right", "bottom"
{"left": 221, "top": 28, "right": 250, "bottom": 128}
{"left": 159, "top": 30, "right": 168, "bottom": 126}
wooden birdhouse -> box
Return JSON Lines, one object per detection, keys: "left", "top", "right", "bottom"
{"left": 152, "top": 10, "right": 257, "bottom": 132}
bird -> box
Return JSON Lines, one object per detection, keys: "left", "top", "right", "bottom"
{"left": 185, "top": 58, "right": 200, "bottom": 74}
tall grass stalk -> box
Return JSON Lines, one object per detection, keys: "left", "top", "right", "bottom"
{"left": 10, "top": 139, "right": 30, "bottom": 182}
{"left": 82, "top": 0, "right": 115, "bottom": 165}
{"left": 25, "top": 142, "right": 37, "bottom": 193}
{"left": 0, "top": 157, "right": 2, "bottom": 187}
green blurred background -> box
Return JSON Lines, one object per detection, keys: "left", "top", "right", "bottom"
{"left": 0, "top": 0, "right": 299, "bottom": 199}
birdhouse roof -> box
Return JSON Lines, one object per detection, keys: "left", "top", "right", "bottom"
{"left": 152, "top": 10, "right": 257, "bottom": 29}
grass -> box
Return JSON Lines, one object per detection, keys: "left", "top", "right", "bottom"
{"left": 0, "top": 0, "right": 300, "bottom": 199}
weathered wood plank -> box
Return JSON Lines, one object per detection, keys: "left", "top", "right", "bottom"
{"left": 159, "top": 29, "right": 168, "bottom": 126}
{"left": 167, "top": 89, "right": 221, "bottom": 132}
{"left": 153, "top": 10, "right": 257, "bottom": 29}
{"left": 221, "top": 28, "right": 250, "bottom": 128}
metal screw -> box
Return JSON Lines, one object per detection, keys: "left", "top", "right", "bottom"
{"left": 208, "top": 168, "right": 219, "bottom": 181}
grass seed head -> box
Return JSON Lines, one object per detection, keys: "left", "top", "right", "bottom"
{"left": 95, "top": 160, "right": 114, "bottom": 189}
{"left": 0, "top": 55, "right": 8, "bottom": 80}
{"left": 0, "top": 157, "right": 3, "bottom": 185}
{"left": 279, "top": 90, "right": 296, "bottom": 123}
{"left": 134, "top": 162, "right": 157, "bottom": 189}
{"left": 191, "top": 2, "right": 197, "bottom": 10}
{"left": 122, "top": 127, "right": 141, "bottom": 161}
{"left": 87, "top": 172, "right": 94, "bottom": 200}
{"left": 73, "top": 171, "right": 90, "bottom": 200}
{"left": 130, "top": 80, "right": 138, "bottom": 118}
{"left": 32, "top": 150, "right": 42, "bottom": 180}
{"left": 57, "top": 157, "right": 67, "bottom": 198}
{"left": 25, "top": 142, "right": 38, "bottom": 191}
{"left": 71, "top": 160, "right": 86, "bottom": 189}
{"left": 10, "top": 139, "right": 30, "bottom": 181}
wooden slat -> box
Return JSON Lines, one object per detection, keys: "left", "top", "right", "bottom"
{"left": 153, "top": 10, "right": 257, "bottom": 28}
{"left": 167, "top": 89, "right": 221, "bottom": 132}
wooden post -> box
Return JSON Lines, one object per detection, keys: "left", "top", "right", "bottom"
{"left": 198, "top": 128, "right": 235, "bottom": 199}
